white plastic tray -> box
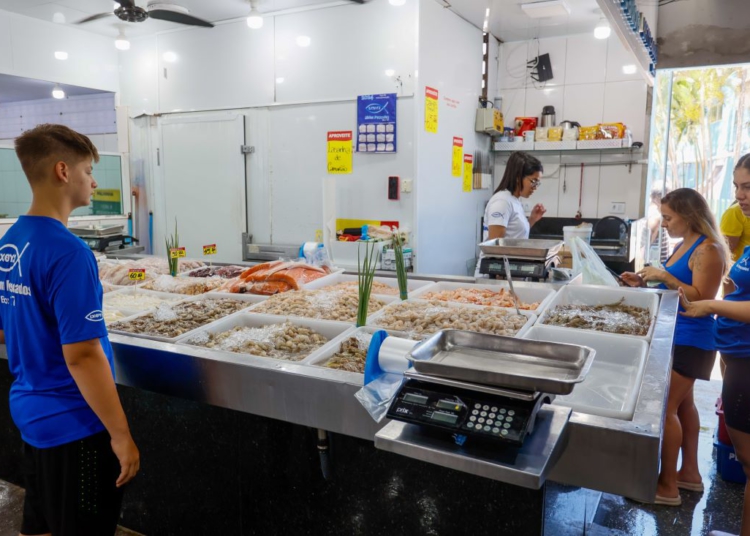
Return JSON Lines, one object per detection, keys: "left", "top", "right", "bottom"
{"left": 367, "top": 298, "right": 537, "bottom": 340}
{"left": 247, "top": 291, "right": 396, "bottom": 325}
{"left": 303, "top": 273, "right": 435, "bottom": 298}
{"left": 536, "top": 285, "right": 659, "bottom": 341}
{"left": 175, "top": 313, "right": 355, "bottom": 363}
{"left": 523, "top": 326, "right": 649, "bottom": 421}
{"left": 103, "top": 288, "right": 187, "bottom": 317}
{"left": 409, "top": 281, "right": 556, "bottom": 314}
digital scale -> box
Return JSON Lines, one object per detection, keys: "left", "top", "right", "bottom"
{"left": 478, "top": 238, "right": 563, "bottom": 282}
{"left": 479, "top": 255, "right": 559, "bottom": 282}
{"left": 69, "top": 225, "right": 140, "bottom": 253}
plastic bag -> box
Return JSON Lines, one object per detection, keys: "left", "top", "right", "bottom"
{"left": 569, "top": 236, "right": 619, "bottom": 287}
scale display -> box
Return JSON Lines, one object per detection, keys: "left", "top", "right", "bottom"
{"left": 386, "top": 379, "right": 540, "bottom": 446}
{"left": 479, "top": 257, "right": 549, "bottom": 280}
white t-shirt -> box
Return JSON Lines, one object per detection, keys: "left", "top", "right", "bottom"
{"left": 482, "top": 189, "right": 530, "bottom": 241}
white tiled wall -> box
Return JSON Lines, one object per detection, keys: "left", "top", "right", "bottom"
{"left": 496, "top": 33, "right": 648, "bottom": 220}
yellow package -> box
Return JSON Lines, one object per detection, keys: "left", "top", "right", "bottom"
{"left": 579, "top": 126, "right": 598, "bottom": 141}
{"left": 598, "top": 123, "right": 626, "bottom": 139}
{"left": 547, "top": 127, "right": 563, "bottom": 141}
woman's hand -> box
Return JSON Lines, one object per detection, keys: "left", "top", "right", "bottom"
{"left": 637, "top": 266, "right": 668, "bottom": 283}
{"left": 620, "top": 272, "right": 645, "bottom": 287}
{"left": 678, "top": 288, "right": 714, "bottom": 318}
{"left": 529, "top": 204, "right": 546, "bottom": 226}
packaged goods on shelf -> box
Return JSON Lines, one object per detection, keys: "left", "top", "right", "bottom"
{"left": 249, "top": 289, "right": 386, "bottom": 322}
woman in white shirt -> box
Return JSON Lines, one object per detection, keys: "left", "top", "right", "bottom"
{"left": 483, "top": 151, "right": 546, "bottom": 240}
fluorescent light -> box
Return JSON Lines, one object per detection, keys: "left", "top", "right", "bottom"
{"left": 276, "top": 77, "right": 285, "bottom": 84}
{"left": 485, "top": 8, "right": 490, "bottom": 16}
{"left": 52, "top": 84, "right": 65, "bottom": 100}
{"left": 385, "top": 69, "right": 395, "bottom": 77}
{"left": 163, "top": 51, "right": 178, "bottom": 63}
{"left": 54, "top": 51, "right": 68, "bottom": 60}
{"left": 389, "top": 0, "right": 406, "bottom": 5}
{"left": 520, "top": 0, "right": 571, "bottom": 19}
{"left": 296, "top": 35, "right": 311, "bottom": 47}
{"left": 622, "top": 64, "right": 637, "bottom": 75}
{"left": 594, "top": 22, "right": 611, "bottom": 39}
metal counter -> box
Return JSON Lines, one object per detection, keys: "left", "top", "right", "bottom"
{"left": 0, "top": 284, "right": 677, "bottom": 503}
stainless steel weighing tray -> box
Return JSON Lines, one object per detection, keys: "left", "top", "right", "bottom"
{"left": 69, "top": 224, "right": 125, "bottom": 237}
{"left": 408, "top": 330, "right": 595, "bottom": 395}
{"left": 479, "top": 238, "right": 563, "bottom": 259}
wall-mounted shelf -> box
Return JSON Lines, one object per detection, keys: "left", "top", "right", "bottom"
{"left": 596, "top": 0, "right": 655, "bottom": 86}
{"left": 493, "top": 147, "right": 645, "bottom": 172}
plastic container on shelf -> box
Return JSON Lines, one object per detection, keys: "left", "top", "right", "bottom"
{"left": 563, "top": 225, "right": 592, "bottom": 251}
{"left": 714, "top": 432, "right": 747, "bottom": 484}
{"left": 716, "top": 397, "right": 733, "bottom": 446}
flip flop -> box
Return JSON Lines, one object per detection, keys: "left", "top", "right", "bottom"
{"left": 677, "top": 480, "right": 704, "bottom": 492}
{"left": 654, "top": 494, "right": 682, "bottom": 506}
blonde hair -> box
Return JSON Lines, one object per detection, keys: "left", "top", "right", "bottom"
{"left": 662, "top": 188, "right": 730, "bottom": 274}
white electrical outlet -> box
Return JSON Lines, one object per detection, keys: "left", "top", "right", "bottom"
{"left": 610, "top": 202, "right": 625, "bottom": 214}
{"left": 401, "top": 178, "right": 413, "bottom": 193}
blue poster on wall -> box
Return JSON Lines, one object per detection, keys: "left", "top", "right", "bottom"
{"left": 357, "top": 93, "right": 397, "bottom": 153}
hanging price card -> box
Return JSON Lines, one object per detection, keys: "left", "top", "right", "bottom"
{"left": 169, "top": 247, "right": 186, "bottom": 259}
{"left": 128, "top": 269, "right": 146, "bottom": 281}
{"left": 425, "top": 87, "right": 439, "bottom": 133}
{"left": 203, "top": 244, "right": 217, "bottom": 256}
{"left": 452, "top": 137, "right": 463, "bottom": 177}
{"left": 462, "top": 154, "right": 473, "bottom": 193}
{"left": 327, "top": 131, "right": 353, "bottom": 174}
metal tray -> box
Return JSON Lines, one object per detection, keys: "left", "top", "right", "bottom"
{"left": 69, "top": 224, "right": 124, "bottom": 237}
{"left": 479, "top": 239, "right": 563, "bottom": 259}
{"left": 408, "top": 330, "right": 595, "bottom": 395}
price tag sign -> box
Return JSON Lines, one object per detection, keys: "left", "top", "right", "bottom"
{"left": 203, "top": 244, "right": 217, "bottom": 256}
{"left": 327, "top": 131, "right": 353, "bottom": 174}
{"left": 462, "top": 154, "right": 473, "bottom": 193}
{"left": 424, "top": 86, "right": 439, "bottom": 134}
{"left": 451, "top": 137, "right": 463, "bottom": 177}
{"left": 128, "top": 269, "right": 146, "bottom": 281}
{"left": 170, "top": 247, "right": 186, "bottom": 259}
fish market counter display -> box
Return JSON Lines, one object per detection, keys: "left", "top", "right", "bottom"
{"left": 0, "top": 280, "right": 677, "bottom": 535}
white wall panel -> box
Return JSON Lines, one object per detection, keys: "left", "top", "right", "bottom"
{"left": 535, "top": 37, "right": 567, "bottom": 88}
{"left": 557, "top": 156, "right": 602, "bottom": 219}
{"left": 157, "top": 20, "right": 275, "bottom": 112}
{"left": 274, "top": 0, "right": 416, "bottom": 103}
{"left": 597, "top": 164, "right": 644, "bottom": 219}
{"left": 606, "top": 35, "right": 644, "bottom": 83}
{"left": 603, "top": 80, "right": 648, "bottom": 141}
{"left": 119, "top": 35, "right": 159, "bottom": 117}
{"left": 498, "top": 41, "right": 528, "bottom": 90}
{"left": 525, "top": 86, "right": 564, "bottom": 122}
{"left": 498, "top": 88, "right": 526, "bottom": 124}
{"left": 7, "top": 13, "right": 118, "bottom": 92}
{"left": 562, "top": 83, "right": 604, "bottom": 126}
{"left": 564, "top": 35, "right": 607, "bottom": 85}
{"left": 0, "top": 11, "right": 13, "bottom": 74}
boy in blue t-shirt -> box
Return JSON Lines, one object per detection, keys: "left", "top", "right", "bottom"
{"left": 0, "top": 124, "right": 139, "bottom": 535}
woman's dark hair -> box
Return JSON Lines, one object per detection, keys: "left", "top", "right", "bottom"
{"left": 494, "top": 151, "right": 543, "bottom": 195}
{"left": 736, "top": 153, "right": 750, "bottom": 171}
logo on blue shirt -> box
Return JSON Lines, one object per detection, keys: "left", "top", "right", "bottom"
{"left": 491, "top": 212, "right": 505, "bottom": 219}
{"left": 85, "top": 310, "right": 104, "bottom": 322}
{"left": 0, "top": 243, "right": 30, "bottom": 277}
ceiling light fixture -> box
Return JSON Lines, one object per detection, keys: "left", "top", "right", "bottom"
{"left": 389, "top": 0, "right": 406, "bottom": 5}
{"left": 622, "top": 64, "right": 637, "bottom": 75}
{"left": 246, "top": 0, "right": 263, "bottom": 29}
{"left": 163, "top": 51, "right": 178, "bottom": 63}
{"left": 385, "top": 69, "right": 395, "bottom": 77}
{"left": 54, "top": 51, "right": 68, "bottom": 60}
{"left": 114, "top": 30, "right": 130, "bottom": 50}
{"left": 594, "top": 20, "right": 611, "bottom": 39}
{"left": 520, "top": 0, "right": 571, "bottom": 19}
{"left": 52, "top": 12, "right": 66, "bottom": 24}
{"left": 296, "top": 35, "right": 311, "bottom": 47}
{"left": 52, "top": 84, "right": 65, "bottom": 100}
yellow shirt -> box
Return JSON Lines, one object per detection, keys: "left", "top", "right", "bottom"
{"left": 720, "top": 204, "right": 750, "bottom": 261}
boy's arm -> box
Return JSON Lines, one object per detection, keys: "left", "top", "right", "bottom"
{"left": 63, "top": 338, "right": 139, "bottom": 487}
{"left": 0, "top": 330, "right": 4, "bottom": 345}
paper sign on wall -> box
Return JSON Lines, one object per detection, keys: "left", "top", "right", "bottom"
{"left": 425, "top": 87, "right": 439, "bottom": 133}
{"left": 463, "top": 154, "right": 473, "bottom": 193}
{"left": 451, "top": 137, "right": 463, "bottom": 177}
{"left": 357, "top": 93, "right": 397, "bottom": 153}
{"left": 327, "top": 131, "right": 353, "bottom": 174}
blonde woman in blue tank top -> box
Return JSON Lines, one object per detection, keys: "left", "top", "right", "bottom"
{"left": 622, "top": 188, "right": 729, "bottom": 506}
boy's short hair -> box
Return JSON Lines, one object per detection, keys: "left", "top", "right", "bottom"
{"left": 14, "top": 124, "right": 99, "bottom": 183}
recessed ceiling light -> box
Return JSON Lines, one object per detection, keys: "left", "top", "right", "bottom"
{"left": 594, "top": 21, "right": 611, "bottom": 39}
{"left": 520, "top": 0, "right": 571, "bottom": 19}
{"left": 163, "top": 51, "right": 178, "bottom": 63}
{"left": 296, "top": 35, "right": 311, "bottom": 47}
{"left": 385, "top": 69, "right": 395, "bottom": 77}
{"left": 276, "top": 77, "right": 285, "bottom": 84}
{"left": 54, "top": 51, "right": 68, "bottom": 60}
{"left": 622, "top": 64, "right": 637, "bottom": 75}
{"left": 389, "top": 0, "right": 406, "bottom": 5}
{"left": 52, "top": 84, "right": 65, "bottom": 99}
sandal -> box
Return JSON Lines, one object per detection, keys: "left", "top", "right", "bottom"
{"left": 677, "top": 480, "right": 704, "bottom": 492}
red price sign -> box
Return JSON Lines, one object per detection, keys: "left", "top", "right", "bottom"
{"left": 169, "top": 247, "right": 186, "bottom": 259}
{"left": 128, "top": 269, "right": 146, "bottom": 281}
{"left": 203, "top": 244, "right": 217, "bottom": 256}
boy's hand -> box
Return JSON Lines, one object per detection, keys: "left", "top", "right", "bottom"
{"left": 111, "top": 433, "right": 140, "bottom": 487}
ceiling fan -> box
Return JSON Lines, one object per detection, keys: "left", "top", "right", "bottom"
{"left": 75, "top": 0, "right": 214, "bottom": 28}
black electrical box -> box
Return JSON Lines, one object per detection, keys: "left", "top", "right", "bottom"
{"left": 388, "top": 176, "right": 400, "bottom": 200}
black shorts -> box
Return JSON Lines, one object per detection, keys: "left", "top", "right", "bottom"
{"left": 722, "top": 355, "right": 750, "bottom": 434}
{"left": 673, "top": 345, "right": 716, "bottom": 381}
{"left": 21, "top": 430, "right": 124, "bottom": 536}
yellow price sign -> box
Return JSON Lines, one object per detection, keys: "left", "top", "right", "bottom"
{"left": 424, "top": 86, "right": 439, "bottom": 134}
{"left": 203, "top": 244, "right": 217, "bottom": 256}
{"left": 128, "top": 269, "right": 146, "bottom": 281}
{"left": 327, "top": 131, "right": 353, "bottom": 174}
{"left": 170, "top": 247, "right": 186, "bottom": 259}
{"left": 451, "top": 137, "right": 463, "bottom": 177}
{"left": 462, "top": 154, "right": 473, "bottom": 193}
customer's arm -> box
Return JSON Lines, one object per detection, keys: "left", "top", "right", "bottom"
{"left": 63, "top": 338, "right": 139, "bottom": 487}
{"left": 641, "top": 242, "right": 724, "bottom": 301}
{"left": 0, "top": 330, "right": 4, "bottom": 345}
{"left": 680, "top": 288, "right": 750, "bottom": 323}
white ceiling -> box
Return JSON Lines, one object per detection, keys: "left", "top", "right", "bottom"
{"left": 0, "top": 73, "right": 110, "bottom": 103}
{"left": 0, "top": 0, "right": 605, "bottom": 41}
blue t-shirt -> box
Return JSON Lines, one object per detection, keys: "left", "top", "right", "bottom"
{"left": 0, "top": 216, "right": 114, "bottom": 448}
{"left": 715, "top": 246, "right": 750, "bottom": 357}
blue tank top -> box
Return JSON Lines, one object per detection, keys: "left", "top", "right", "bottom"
{"left": 659, "top": 236, "right": 715, "bottom": 351}
{"left": 716, "top": 246, "right": 750, "bottom": 357}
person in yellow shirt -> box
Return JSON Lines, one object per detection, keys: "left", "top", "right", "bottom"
{"left": 720, "top": 202, "right": 750, "bottom": 261}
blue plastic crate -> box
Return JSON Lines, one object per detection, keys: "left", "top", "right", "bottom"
{"left": 715, "top": 434, "right": 747, "bottom": 485}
